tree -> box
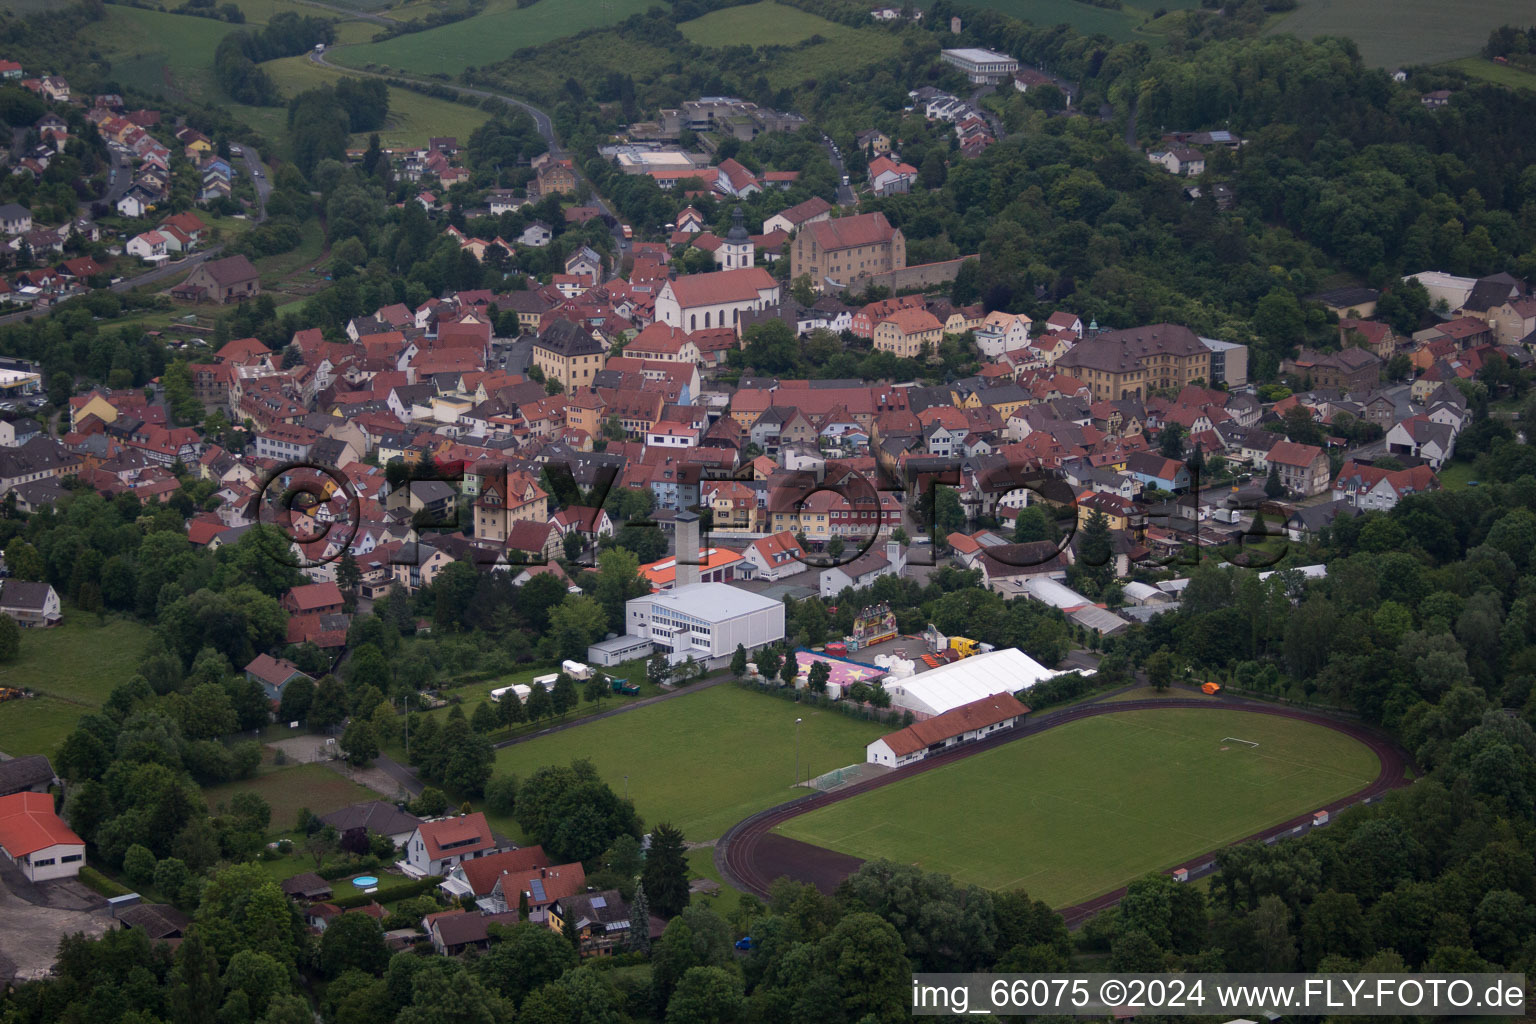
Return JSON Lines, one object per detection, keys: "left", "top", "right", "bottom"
{"left": 551, "top": 672, "right": 578, "bottom": 717}
{"left": 276, "top": 675, "right": 314, "bottom": 723}
{"left": 123, "top": 843, "right": 157, "bottom": 887}
{"left": 755, "top": 647, "right": 780, "bottom": 681}
{"left": 308, "top": 675, "right": 349, "bottom": 730}
{"left": 305, "top": 824, "right": 339, "bottom": 869}
{"left": 319, "top": 911, "right": 389, "bottom": 978}
{"left": 583, "top": 675, "right": 606, "bottom": 705}
{"left": 470, "top": 701, "right": 498, "bottom": 734}
{"left": 666, "top": 966, "right": 744, "bottom": 1024}
{"left": 549, "top": 595, "right": 608, "bottom": 661}
{"left": 485, "top": 773, "right": 518, "bottom": 817}
{"left": 4, "top": 538, "right": 44, "bottom": 581}
{"left": 336, "top": 550, "right": 361, "bottom": 607}
{"left": 1146, "top": 649, "right": 1177, "bottom": 692}
{"left": 1265, "top": 463, "right": 1284, "bottom": 499}
{"left": 1076, "top": 508, "right": 1113, "bottom": 595}
{"left": 339, "top": 719, "right": 379, "bottom": 766}
{"left": 1159, "top": 422, "right": 1187, "bottom": 460}
{"left": 730, "top": 644, "right": 748, "bottom": 679}
{"left": 0, "top": 613, "right": 19, "bottom": 662}
{"left": 629, "top": 882, "right": 652, "bottom": 952}
{"left": 807, "top": 660, "right": 830, "bottom": 695}
{"left": 1013, "top": 506, "right": 1059, "bottom": 545}
{"left": 642, "top": 822, "right": 690, "bottom": 920}
{"left": 648, "top": 650, "right": 673, "bottom": 687}
{"left": 779, "top": 653, "right": 799, "bottom": 687}
{"left": 526, "top": 681, "right": 553, "bottom": 723}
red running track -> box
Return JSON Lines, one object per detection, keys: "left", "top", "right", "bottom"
{"left": 714, "top": 695, "right": 1410, "bottom": 927}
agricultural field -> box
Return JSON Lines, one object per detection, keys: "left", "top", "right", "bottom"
{"left": 204, "top": 761, "right": 380, "bottom": 828}
{"left": 776, "top": 708, "right": 1380, "bottom": 905}
{"left": 1269, "top": 0, "right": 1522, "bottom": 68}
{"left": 762, "top": 27, "right": 909, "bottom": 89}
{"left": 490, "top": 32, "right": 678, "bottom": 108}
{"left": 680, "top": 1, "right": 849, "bottom": 48}
{"left": 1444, "top": 56, "right": 1536, "bottom": 90}
{"left": 331, "top": 0, "right": 658, "bottom": 78}
{"left": 262, "top": 56, "right": 492, "bottom": 150}
{"left": 492, "top": 684, "right": 888, "bottom": 842}
{"left": 916, "top": 0, "right": 1203, "bottom": 44}
{"left": 0, "top": 617, "right": 154, "bottom": 757}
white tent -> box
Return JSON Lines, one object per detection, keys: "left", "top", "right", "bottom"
{"left": 885, "top": 647, "right": 1060, "bottom": 718}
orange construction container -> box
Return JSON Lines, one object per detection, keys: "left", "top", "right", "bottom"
{"left": 1201, "top": 681, "right": 1222, "bottom": 695}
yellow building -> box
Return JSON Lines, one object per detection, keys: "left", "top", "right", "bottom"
{"left": 533, "top": 320, "right": 607, "bottom": 390}
{"left": 473, "top": 469, "right": 549, "bottom": 544}
{"left": 1054, "top": 323, "right": 1211, "bottom": 401}
{"left": 872, "top": 308, "right": 943, "bottom": 359}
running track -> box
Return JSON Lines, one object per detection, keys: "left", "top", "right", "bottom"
{"left": 714, "top": 694, "right": 1410, "bottom": 927}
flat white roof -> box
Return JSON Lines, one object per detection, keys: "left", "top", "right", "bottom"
{"left": 634, "top": 581, "right": 782, "bottom": 621}
{"left": 1022, "top": 576, "right": 1093, "bottom": 610}
{"left": 0, "top": 369, "right": 40, "bottom": 385}
{"left": 942, "top": 47, "right": 1016, "bottom": 64}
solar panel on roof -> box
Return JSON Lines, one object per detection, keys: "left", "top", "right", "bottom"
{"left": 529, "top": 879, "right": 546, "bottom": 901}
{"left": 591, "top": 896, "right": 606, "bottom": 908}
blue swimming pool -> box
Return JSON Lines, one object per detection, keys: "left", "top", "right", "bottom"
{"left": 352, "top": 875, "right": 378, "bottom": 888}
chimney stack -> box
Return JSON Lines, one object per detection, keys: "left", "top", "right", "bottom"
{"left": 675, "top": 510, "right": 701, "bottom": 589}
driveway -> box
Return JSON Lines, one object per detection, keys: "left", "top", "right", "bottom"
{"left": 0, "top": 861, "right": 112, "bottom": 981}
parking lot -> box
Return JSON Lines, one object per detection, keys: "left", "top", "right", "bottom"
{"left": 0, "top": 861, "right": 112, "bottom": 981}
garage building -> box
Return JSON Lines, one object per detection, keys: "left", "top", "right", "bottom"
{"left": 0, "top": 792, "right": 85, "bottom": 882}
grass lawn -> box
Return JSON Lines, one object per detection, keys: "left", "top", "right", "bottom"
{"left": 686, "top": 847, "right": 743, "bottom": 922}
{"left": 1435, "top": 460, "right": 1478, "bottom": 489}
{"left": 261, "top": 56, "right": 492, "bottom": 150}
{"left": 492, "top": 685, "right": 888, "bottom": 842}
{"left": 1444, "top": 57, "right": 1536, "bottom": 90}
{"left": 776, "top": 708, "right": 1380, "bottom": 905}
{"left": 204, "top": 762, "right": 380, "bottom": 831}
{"left": 332, "top": 0, "right": 658, "bottom": 78}
{"left": 1268, "top": 0, "right": 1523, "bottom": 68}
{"left": 0, "top": 616, "right": 154, "bottom": 757}
{"left": 680, "top": 1, "right": 847, "bottom": 48}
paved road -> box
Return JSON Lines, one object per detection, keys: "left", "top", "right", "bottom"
{"left": 819, "top": 135, "right": 856, "bottom": 207}
{"left": 238, "top": 145, "right": 273, "bottom": 222}
{"left": 0, "top": 246, "right": 226, "bottom": 327}
{"left": 375, "top": 753, "right": 425, "bottom": 796}
{"left": 715, "top": 687, "right": 1412, "bottom": 925}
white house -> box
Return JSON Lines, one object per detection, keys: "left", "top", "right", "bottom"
{"left": 743, "top": 532, "right": 809, "bottom": 581}
{"left": 125, "top": 230, "right": 168, "bottom": 260}
{"left": 400, "top": 812, "right": 499, "bottom": 877}
{"left": 1384, "top": 416, "right": 1455, "bottom": 469}
{"left": 0, "top": 580, "right": 61, "bottom": 627}
{"left": 518, "top": 222, "right": 553, "bottom": 247}
{"left": 819, "top": 541, "right": 907, "bottom": 599}
{"left": 654, "top": 266, "right": 781, "bottom": 332}
{"left": 0, "top": 792, "right": 85, "bottom": 881}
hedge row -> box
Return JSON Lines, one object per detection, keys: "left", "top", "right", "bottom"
{"left": 328, "top": 876, "right": 444, "bottom": 909}
{"left": 79, "top": 866, "right": 133, "bottom": 898}
{"left": 732, "top": 679, "right": 912, "bottom": 727}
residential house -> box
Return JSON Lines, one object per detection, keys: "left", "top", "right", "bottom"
{"left": 244, "top": 653, "right": 313, "bottom": 703}
{"left": 872, "top": 307, "right": 943, "bottom": 359}
{"left": 547, "top": 890, "right": 631, "bottom": 957}
{"left": 1266, "top": 440, "right": 1330, "bottom": 497}
{"left": 401, "top": 813, "right": 499, "bottom": 877}
{"left": 1385, "top": 416, "right": 1456, "bottom": 469}
{"left": 0, "top": 792, "right": 85, "bottom": 881}
{"left": 743, "top": 531, "right": 808, "bottom": 580}
{"left": 868, "top": 155, "right": 918, "bottom": 196}
{"left": 762, "top": 196, "right": 832, "bottom": 235}
{"left": 533, "top": 319, "right": 607, "bottom": 389}
{"left": 819, "top": 541, "right": 907, "bottom": 599}
{"left": 172, "top": 254, "right": 260, "bottom": 304}
{"left": 0, "top": 580, "right": 61, "bottom": 627}
{"left": 1332, "top": 460, "right": 1440, "bottom": 511}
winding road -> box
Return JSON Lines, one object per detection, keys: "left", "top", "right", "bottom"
{"left": 714, "top": 692, "right": 1410, "bottom": 927}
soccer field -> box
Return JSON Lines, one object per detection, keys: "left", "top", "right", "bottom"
{"left": 775, "top": 708, "right": 1380, "bottom": 905}
{"left": 492, "top": 685, "right": 887, "bottom": 843}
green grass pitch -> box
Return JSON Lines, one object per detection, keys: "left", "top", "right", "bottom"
{"left": 774, "top": 708, "right": 1380, "bottom": 906}
{"left": 1267, "top": 0, "right": 1522, "bottom": 68}
{"left": 0, "top": 616, "right": 154, "bottom": 757}
{"left": 492, "top": 685, "right": 887, "bottom": 843}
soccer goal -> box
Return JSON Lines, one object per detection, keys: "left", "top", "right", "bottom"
{"left": 1221, "top": 737, "right": 1260, "bottom": 748}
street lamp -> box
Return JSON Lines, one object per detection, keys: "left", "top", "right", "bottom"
{"left": 794, "top": 718, "right": 802, "bottom": 787}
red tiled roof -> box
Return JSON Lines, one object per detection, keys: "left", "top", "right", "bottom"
{"left": 807, "top": 212, "right": 897, "bottom": 251}
{"left": 663, "top": 267, "right": 777, "bottom": 309}
{"left": 877, "top": 693, "right": 1030, "bottom": 757}
{"left": 416, "top": 813, "right": 495, "bottom": 862}
{"left": 457, "top": 845, "right": 551, "bottom": 895}
{"left": 0, "top": 792, "right": 83, "bottom": 857}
